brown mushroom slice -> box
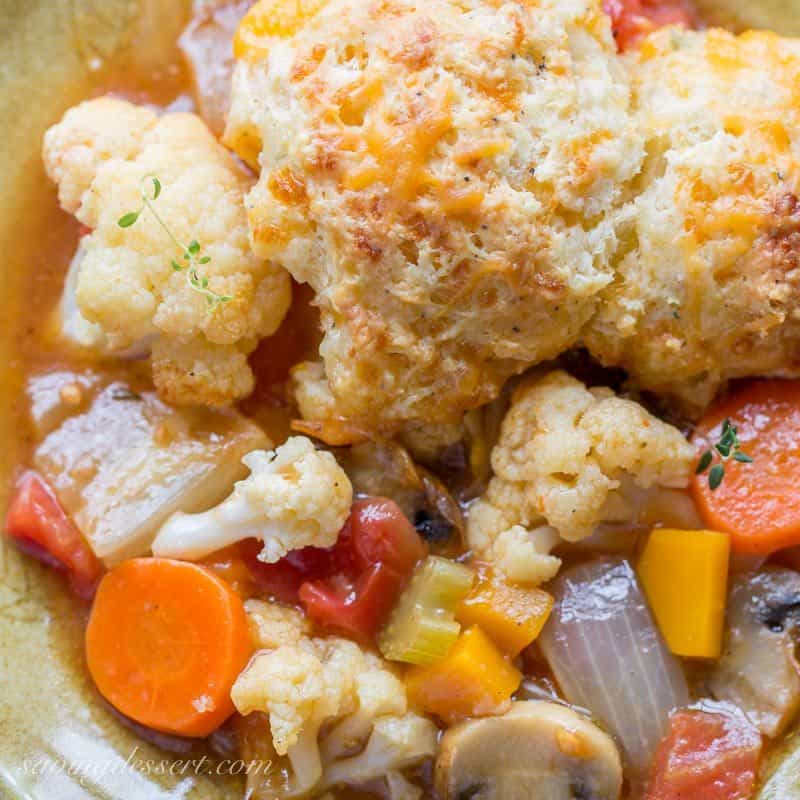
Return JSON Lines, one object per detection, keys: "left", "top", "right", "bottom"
{"left": 435, "top": 701, "right": 622, "bottom": 800}
{"left": 758, "top": 730, "right": 800, "bottom": 799}
{"left": 710, "top": 568, "right": 800, "bottom": 737}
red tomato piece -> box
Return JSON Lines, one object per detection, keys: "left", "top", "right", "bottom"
{"left": 298, "top": 497, "right": 427, "bottom": 640}
{"left": 603, "top": 0, "right": 697, "bottom": 51}
{"left": 5, "top": 471, "right": 103, "bottom": 599}
{"left": 239, "top": 497, "right": 425, "bottom": 641}
{"left": 646, "top": 709, "right": 762, "bottom": 800}
{"left": 348, "top": 497, "right": 427, "bottom": 574}
{"left": 299, "top": 563, "right": 405, "bottom": 642}
{"left": 240, "top": 538, "right": 337, "bottom": 604}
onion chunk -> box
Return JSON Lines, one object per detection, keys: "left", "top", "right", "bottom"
{"left": 539, "top": 558, "right": 689, "bottom": 780}
{"left": 34, "top": 383, "right": 268, "bottom": 564}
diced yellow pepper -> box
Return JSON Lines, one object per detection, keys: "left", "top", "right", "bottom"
{"left": 233, "top": 0, "right": 329, "bottom": 61}
{"left": 637, "top": 528, "right": 730, "bottom": 659}
{"left": 457, "top": 576, "right": 553, "bottom": 656}
{"left": 405, "top": 626, "right": 521, "bottom": 724}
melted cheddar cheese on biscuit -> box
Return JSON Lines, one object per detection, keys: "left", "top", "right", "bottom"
{"left": 226, "top": 0, "right": 643, "bottom": 427}
{"left": 585, "top": 28, "right": 800, "bottom": 413}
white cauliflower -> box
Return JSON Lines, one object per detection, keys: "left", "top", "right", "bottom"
{"left": 319, "top": 714, "right": 439, "bottom": 790}
{"left": 467, "top": 370, "right": 694, "bottom": 581}
{"left": 232, "top": 600, "right": 436, "bottom": 796}
{"left": 151, "top": 436, "right": 352, "bottom": 562}
{"left": 42, "top": 97, "right": 291, "bottom": 407}
{"left": 489, "top": 524, "right": 562, "bottom": 587}
{"left": 245, "top": 598, "right": 312, "bottom": 649}
{"left": 291, "top": 361, "right": 338, "bottom": 425}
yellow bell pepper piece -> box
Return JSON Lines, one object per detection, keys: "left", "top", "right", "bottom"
{"left": 457, "top": 576, "right": 553, "bottom": 656}
{"left": 637, "top": 528, "right": 730, "bottom": 659}
{"left": 405, "top": 625, "right": 521, "bottom": 724}
{"left": 234, "top": 0, "right": 328, "bottom": 61}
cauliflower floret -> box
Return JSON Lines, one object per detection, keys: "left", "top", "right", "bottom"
{"left": 231, "top": 601, "right": 435, "bottom": 796}
{"left": 320, "top": 713, "right": 439, "bottom": 790}
{"left": 490, "top": 525, "right": 562, "bottom": 587}
{"left": 233, "top": 644, "right": 331, "bottom": 755}
{"left": 467, "top": 371, "right": 694, "bottom": 577}
{"left": 291, "top": 361, "right": 337, "bottom": 424}
{"left": 42, "top": 97, "right": 291, "bottom": 407}
{"left": 151, "top": 436, "right": 352, "bottom": 562}
{"left": 246, "top": 598, "right": 312, "bottom": 649}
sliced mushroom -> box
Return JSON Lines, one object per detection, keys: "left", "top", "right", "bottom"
{"left": 710, "top": 567, "right": 800, "bottom": 737}
{"left": 758, "top": 730, "right": 800, "bottom": 799}
{"left": 335, "top": 438, "right": 465, "bottom": 544}
{"left": 435, "top": 701, "right": 622, "bottom": 800}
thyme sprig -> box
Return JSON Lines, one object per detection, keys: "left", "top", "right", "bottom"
{"left": 118, "top": 175, "right": 231, "bottom": 308}
{"left": 695, "top": 418, "right": 753, "bottom": 490}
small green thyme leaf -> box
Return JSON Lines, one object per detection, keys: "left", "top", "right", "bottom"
{"left": 696, "top": 450, "right": 713, "bottom": 474}
{"left": 708, "top": 463, "right": 725, "bottom": 490}
{"left": 118, "top": 211, "right": 141, "bottom": 228}
{"left": 696, "top": 417, "right": 753, "bottom": 490}
{"left": 117, "top": 175, "right": 230, "bottom": 307}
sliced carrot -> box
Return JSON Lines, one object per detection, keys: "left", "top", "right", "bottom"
{"left": 86, "top": 558, "right": 253, "bottom": 737}
{"left": 691, "top": 380, "right": 800, "bottom": 555}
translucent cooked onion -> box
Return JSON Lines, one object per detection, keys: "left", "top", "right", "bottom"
{"left": 179, "top": 1, "right": 251, "bottom": 137}
{"left": 539, "top": 558, "right": 689, "bottom": 781}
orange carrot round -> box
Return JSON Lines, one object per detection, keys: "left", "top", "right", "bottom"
{"left": 691, "top": 380, "right": 800, "bottom": 555}
{"left": 86, "top": 558, "right": 253, "bottom": 737}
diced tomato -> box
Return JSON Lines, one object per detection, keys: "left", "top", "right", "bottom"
{"left": 603, "top": 0, "right": 697, "bottom": 51}
{"left": 241, "top": 538, "right": 338, "bottom": 604}
{"left": 348, "top": 497, "right": 427, "bottom": 574}
{"left": 240, "top": 497, "right": 426, "bottom": 641}
{"left": 646, "top": 708, "right": 762, "bottom": 800}
{"left": 5, "top": 471, "right": 103, "bottom": 599}
{"left": 300, "top": 563, "right": 406, "bottom": 642}
{"left": 297, "top": 498, "right": 425, "bottom": 640}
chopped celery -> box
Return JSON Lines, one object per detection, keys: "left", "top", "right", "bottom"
{"left": 379, "top": 556, "right": 474, "bottom": 665}
{"left": 413, "top": 556, "right": 475, "bottom": 609}
{"left": 380, "top": 613, "right": 462, "bottom": 665}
